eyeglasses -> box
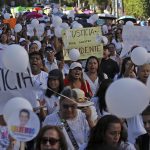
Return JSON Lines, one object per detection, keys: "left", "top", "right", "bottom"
{"left": 41, "top": 137, "right": 60, "bottom": 145}
{"left": 62, "top": 104, "right": 77, "bottom": 109}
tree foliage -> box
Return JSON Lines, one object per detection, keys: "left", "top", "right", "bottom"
{"left": 123, "top": 0, "right": 150, "bottom": 18}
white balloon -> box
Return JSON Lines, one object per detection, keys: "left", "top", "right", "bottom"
{"left": 38, "top": 10, "right": 43, "bottom": 14}
{"left": 87, "top": 18, "right": 95, "bottom": 25}
{"left": 90, "top": 14, "right": 99, "bottom": 22}
{"left": 60, "top": 23, "right": 70, "bottom": 30}
{"left": 102, "top": 25, "right": 108, "bottom": 34}
{"left": 52, "top": 16, "right": 62, "bottom": 27}
{"left": 33, "top": 40, "right": 41, "bottom": 50}
{"left": 106, "top": 78, "right": 150, "bottom": 118}
{"left": 69, "top": 49, "right": 80, "bottom": 61}
{"left": 2, "top": 44, "right": 29, "bottom": 72}
{"left": 53, "top": 8, "right": 58, "bottom": 14}
{"left": 14, "top": 24, "right": 22, "bottom": 33}
{"left": 4, "top": 13, "right": 10, "bottom": 19}
{"left": 102, "top": 36, "right": 108, "bottom": 45}
{"left": 131, "top": 47, "right": 148, "bottom": 66}
{"left": 31, "top": 19, "right": 39, "bottom": 27}
{"left": 3, "top": 97, "right": 33, "bottom": 123}
{"left": 72, "top": 23, "right": 83, "bottom": 29}
{"left": 54, "top": 26, "right": 63, "bottom": 38}
{"left": 126, "top": 21, "right": 134, "bottom": 26}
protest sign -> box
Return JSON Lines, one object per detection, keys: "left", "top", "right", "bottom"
{"left": 62, "top": 27, "right": 103, "bottom": 60}
{"left": 7, "top": 109, "right": 40, "bottom": 142}
{"left": 0, "top": 50, "right": 37, "bottom": 114}
{"left": 121, "top": 26, "right": 150, "bottom": 57}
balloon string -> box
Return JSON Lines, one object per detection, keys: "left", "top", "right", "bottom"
{"left": 47, "top": 87, "right": 76, "bottom": 103}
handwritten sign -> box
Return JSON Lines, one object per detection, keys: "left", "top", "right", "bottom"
{"left": 0, "top": 50, "right": 37, "bottom": 114}
{"left": 62, "top": 27, "right": 103, "bottom": 60}
{"left": 121, "top": 26, "right": 150, "bottom": 57}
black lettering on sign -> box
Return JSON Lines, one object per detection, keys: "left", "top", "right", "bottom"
{"left": 0, "top": 68, "right": 33, "bottom": 91}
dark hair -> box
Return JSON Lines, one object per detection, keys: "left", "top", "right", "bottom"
{"left": 84, "top": 56, "right": 106, "bottom": 82}
{"left": 29, "top": 51, "right": 44, "bottom": 61}
{"left": 86, "top": 115, "right": 125, "bottom": 149}
{"left": 45, "top": 69, "right": 64, "bottom": 98}
{"left": 95, "top": 79, "right": 113, "bottom": 115}
{"left": 115, "top": 28, "right": 122, "bottom": 42}
{"left": 19, "top": 109, "right": 30, "bottom": 119}
{"left": 142, "top": 105, "right": 150, "bottom": 116}
{"left": 60, "top": 87, "right": 77, "bottom": 102}
{"left": 119, "top": 57, "right": 136, "bottom": 78}
{"left": 35, "top": 125, "right": 68, "bottom": 150}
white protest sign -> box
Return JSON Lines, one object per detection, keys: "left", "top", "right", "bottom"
{"left": 0, "top": 50, "right": 37, "bottom": 114}
{"left": 7, "top": 109, "right": 40, "bottom": 142}
{"left": 121, "top": 26, "right": 150, "bottom": 57}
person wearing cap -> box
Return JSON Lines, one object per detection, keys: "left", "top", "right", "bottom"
{"left": 72, "top": 88, "right": 98, "bottom": 128}
{"left": 64, "top": 62, "right": 93, "bottom": 98}
{"left": 19, "top": 38, "right": 28, "bottom": 51}
{"left": 43, "top": 87, "right": 90, "bottom": 150}
{"left": 44, "top": 46, "right": 58, "bottom": 72}
{"left": 29, "top": 42, "right": 39, "bottom": 53}
{"left": 43, "top": 69, "right": 64, "bottom": 116}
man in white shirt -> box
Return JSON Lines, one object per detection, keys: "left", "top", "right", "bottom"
{"left": 44, "top": 46, "right": 58, "bottom": 72}
{"left": 29, "top": 51, "right": 48, "bottom": 107}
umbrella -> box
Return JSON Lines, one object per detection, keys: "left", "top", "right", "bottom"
{"left": 26, "top": 11, "right": 43, "bottom": 19}
{"left": 117, "top": 16, "right": 136, "bottom": 23}
{"left": 33, "top": 7, "right": 42, "bottom": 11}
{"left": 98, "top": 14, "right": 117, "bottom": 19}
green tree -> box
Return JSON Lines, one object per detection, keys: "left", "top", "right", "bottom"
{"left": 124, "top": 0, "right": 150, "bottom": 18}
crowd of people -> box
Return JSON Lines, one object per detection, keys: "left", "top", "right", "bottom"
{"left": 0, "top": 3, "right": 150, "bottom": 150}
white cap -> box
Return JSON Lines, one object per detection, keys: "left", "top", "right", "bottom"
{"left": 70, "top": 62, "right": 82, "bottom": 70}
{"left": 19, "top": 38, "right": 26, "bottom": 43}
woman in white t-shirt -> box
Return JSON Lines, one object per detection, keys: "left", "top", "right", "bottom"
{"left": 91, "top": 79, "right": 113, "bottom": 118}
{"left": 83, "top": 56, "right": 108, "bottom": 96}
{"left": 43, "top": 69, "right": 64, "bottom": 115}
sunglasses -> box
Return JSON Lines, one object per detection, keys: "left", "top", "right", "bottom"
{"left": 63, "top": 104, "right": 77, "bottom": 109}
{"left": 41, "top": 137, "right": 60, "bottom": 145}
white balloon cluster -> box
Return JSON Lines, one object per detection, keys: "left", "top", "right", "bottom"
{"left": 52, "top": 16, "right": 62, "bottom": 27}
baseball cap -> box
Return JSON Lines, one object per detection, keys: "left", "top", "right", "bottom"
{"left": 73, "top": 88, "right": 94, "bottom": 107}
{"left": 70, "top": 62, "right": 82, "bottom": 70}
{"left": 48, "top": 69, "right": 63, "bottom": 79}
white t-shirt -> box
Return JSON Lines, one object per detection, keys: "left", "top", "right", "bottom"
{"left": 44, "top": 95, "right": 60, "bottom": 114}
{"left": 112, "top": 38, "right": 124, "bottom": 54}
{"left": 31, "top": 71, "right": 48, "bottom": 100}
{"left": 91, "top": 97, "right": 110, "bottom": 118}
{"left": 43, "top": 110, "right": 90, "bottom": 150}
{"left": 127, "top": 115, "right": 146, "bottom": 144}
{"left": 83, "top": 72, "right": 99, "bottom": 96}
{"left": 45, "top": 58, "right": 58, "bottom": 72}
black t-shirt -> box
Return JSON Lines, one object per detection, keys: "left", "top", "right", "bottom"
{"left": 136, "top": 133, "right": 149, "bottom": 150}
{"left": 100, "top": 58, "right": 119, "bottom": 79}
